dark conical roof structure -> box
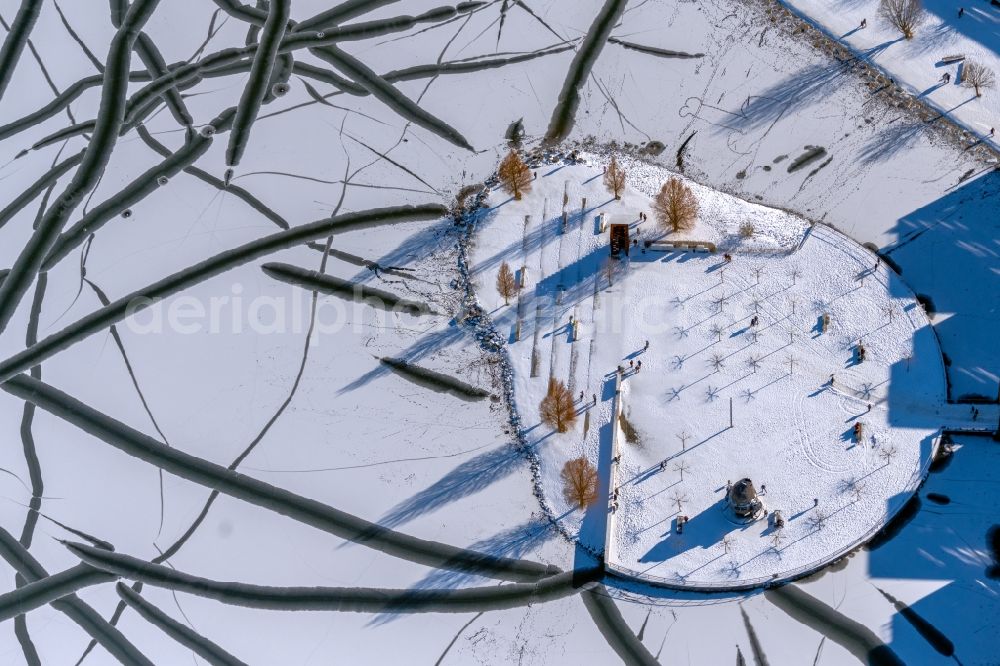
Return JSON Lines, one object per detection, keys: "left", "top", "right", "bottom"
{"left": 730, "top": 478, "right": 757, "bottom": 504}
{"left": 729, "top": 478, "right": 761, "bottom": 518}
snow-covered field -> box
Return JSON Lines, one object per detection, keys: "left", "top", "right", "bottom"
{"left": 783, "top": 0, "right": 1000, "bottom": 145}
{"left": 0, "top": 0, "right": 997, "bottom": 664}
{"left": 471, "top": 159, "right": 949, "bottom": 587}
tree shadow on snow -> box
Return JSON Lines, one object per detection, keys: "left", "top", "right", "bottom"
{"left": 374, "top": 444, "right": 531, "bottom": 531}
{"left": 368, "top": 517, "right": 561, "bottom": 625}
{"left": 723, "top": 41, "right": 901, "bottom": 133}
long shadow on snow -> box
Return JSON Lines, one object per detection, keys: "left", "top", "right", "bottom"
{"left": 2, "top": 374, "right": 557, "bottom": 583}
{"left": 370, "top": 517, "right": 560, "bottom": 625}
{"left": 723, "top": 41, "right": 901, "bottom": 133}
{"left": 336, "top": 315, "right": 471, "bottom": 394}
{"left": 375, "top": 445, "right": 529, "bottom": 530}
{"left": 882, "top": 171, "right": 1000, "bottom": 398}
{"left": 857, "top": 120, "right": 928, "bottom": 166}
{"left": 923, "top": 0, "right": 1000, "bottom": 61}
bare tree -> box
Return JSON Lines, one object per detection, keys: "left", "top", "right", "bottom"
{"left": 705, "top": 385, "right": 721, "bottom": 402}
{"left": 709, "top": 353, "right": 725, "bottom": 372}
{"left": 962, "top": 60, "right": 996, "bottom": 97}
{"left": 561, "top": 457, "right": 598, "bottom": 508}
{"left": 709, "top": 322, "right": 725, "bottom": 342}
{"left": 771, "top": 530, "right": 786, "bottom": 551}
{"left": 878, "top": 0, "right": 923, "bottom": 39}
{"left": 496, "top": 261, "right": 517, "bottom": 305}
{"left": 786, "top": 354, "right": 797, "bottom": 375}
{"left": 673, "top": 460, "right": 690, "bottom": 479}
{"left": 540, "top": 377, "right": 577, "bottom": 433}
{"left": 652, "top": 177, "right": 699, "bottom": 233}
{"left": 498, "top": 150, "right": 532, "bottom": 200}
{"left": 882, "top": 303, "right": 895, "bottom": 322}
{"left": 670, "top": 490, "right": 688, "bottom": 513}
{"left": 807, "top": 511, "right": 828, "bottom": 531}
{"left": 604, "top": 155, "right": 627, "bottom": 199}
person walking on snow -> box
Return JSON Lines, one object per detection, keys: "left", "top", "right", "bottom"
{"left": 644, "top": 340, "right": 649, "bottom": 351}
{"left": 636, "top": 360, "right": 642, "bottom": 373}
{"left": 958, "top": 7, "right": 964, "bottom": 18}
{"left": 860, "top": 18, "right": 867, "bottom": 28}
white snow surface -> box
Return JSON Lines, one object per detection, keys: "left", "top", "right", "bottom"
{"left": 0, "top": 0, "right": 997, "bottom": 663}
{"left": 783, "top": 0, "right": 1000, "bottom": 146}
{"left": 470, "top": 160, "right": 944, "bottom": 586}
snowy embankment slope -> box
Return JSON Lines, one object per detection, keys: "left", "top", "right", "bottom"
{"left": 780, "top": 0, "right": 999, "bottom": 147}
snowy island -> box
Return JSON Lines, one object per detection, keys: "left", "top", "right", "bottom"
{"left": 469, "top": 153, "right": 979, "bottom": 589}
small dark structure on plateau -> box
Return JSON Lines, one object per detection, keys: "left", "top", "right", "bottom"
{"left": 728, "top": 478, "right": 763, "bottom": 518}
{"left": 610, "top": 223, "right": 630, "bottom": 257}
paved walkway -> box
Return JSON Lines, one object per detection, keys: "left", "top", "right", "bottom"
{"left": 937, "top": 402, "right": 999, "bottom": 433}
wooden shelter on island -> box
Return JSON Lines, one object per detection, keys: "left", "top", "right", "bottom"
{"left": 610, "top": 223, "right": 630, "bottom": 257}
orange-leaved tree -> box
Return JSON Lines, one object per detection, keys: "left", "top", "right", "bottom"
{"left": 652, "top": 177, "right": 698, "bottom": 233}
{"left": 604, "top": 155, "right": 626, "bottom": 199}
{"left": 496, "top": 261, "right": 517, "bottom": 305}
{"left": 561, "top": 457, "right": 598, "bottom": 508}
{"left": 498, "top": 150, "right": 532, "bottom": 200}
{"left": 539, "top": 376, "right": 576, "bottom": 433}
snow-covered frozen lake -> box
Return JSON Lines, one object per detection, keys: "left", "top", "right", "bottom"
{"left": 0, "top": 0, "right": 997, "bottom": 664}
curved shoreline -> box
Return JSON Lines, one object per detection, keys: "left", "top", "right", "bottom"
{"left": 458, "top": 148, "right": 945, "bottom": 593}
